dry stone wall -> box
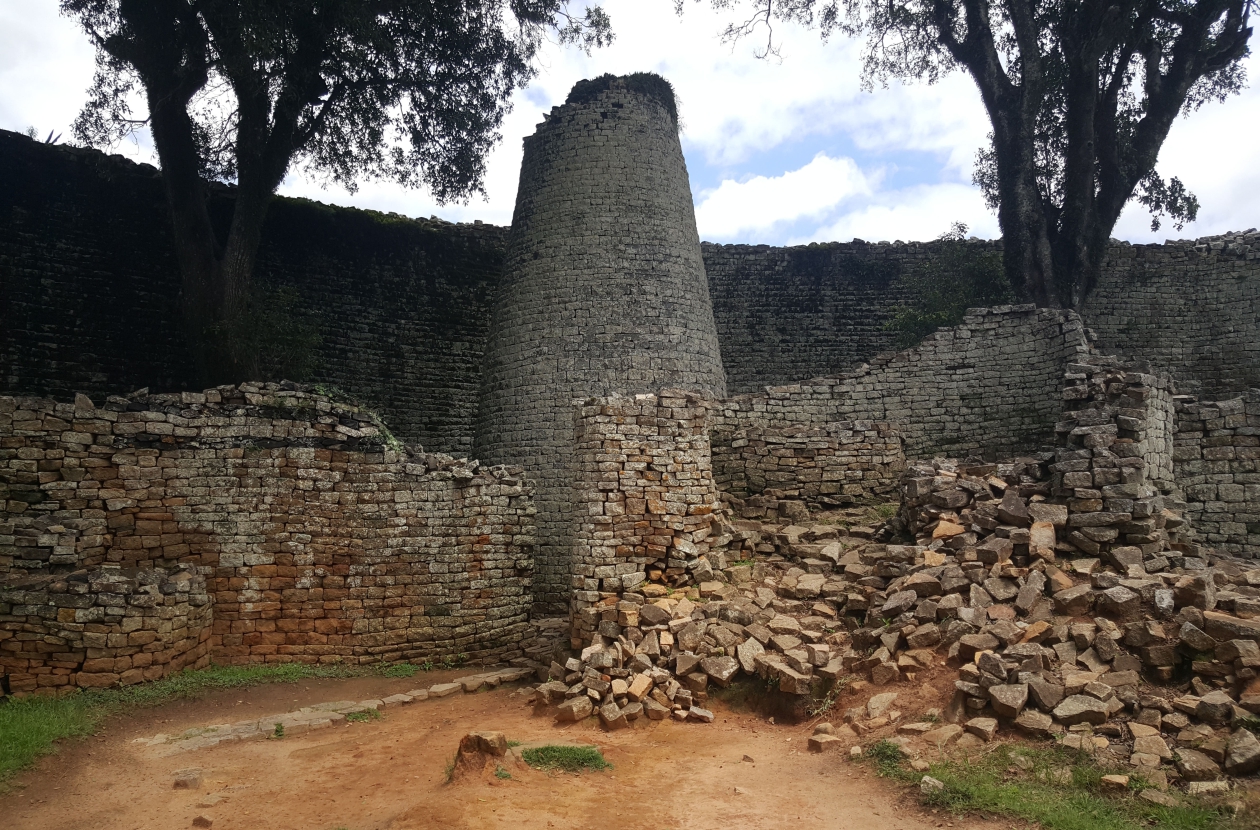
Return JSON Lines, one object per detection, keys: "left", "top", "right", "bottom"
{"left": 0, "top": 129, "right": 505, "bottom": 455}
{"left": 0, "top": 566, "right": 212, "bottom": 694}
{"left": 1174, "top": 391, "right": 1260, "bottom": 558}
{"left": 712, "top": 306, "right": 1090, "bottom": 465}
{"left": 475, "top": 80, "right": 727, "bottom": 614}
{"left": 1082, "top": 233, "right": 1260, "bottom": 399}
{"left": 570, "top": 391, "right": 724, "bottom": 646}
{"left": 712, "top": 420, "right": 905, "bottom": 508}
{"left": 1, "top": 384, "right": 535, "bottom": 692}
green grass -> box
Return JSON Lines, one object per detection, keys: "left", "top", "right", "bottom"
{"left": 520, "top": 745, "right": 613, "bottom": 774}
{"left": 861, "top": 740, "right": 1225, "bottom": 830}
{"left": 379, "top": 662, "right": 418, "bottom": 679}
{"left": 494, "top": 765, "right": 512, "bottom": 780}
{"left": 0, "top": 661, "right": 401, "bottom": 786}
{"left": 345, "top": 710, "right": 382, "bottom": 724}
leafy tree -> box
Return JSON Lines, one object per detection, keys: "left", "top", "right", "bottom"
{"left": 884, "top": 222, "right": 1014, "bottom": 347}
{"left": 687, "top": 0, "right": 1252, "bottom": 308}
{"left": 63, "top": 0, "right": 611, "bottom": 383}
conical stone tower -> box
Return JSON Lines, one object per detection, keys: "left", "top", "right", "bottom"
{"left": 476, "top": 74, "right": 727, "bottom": 614}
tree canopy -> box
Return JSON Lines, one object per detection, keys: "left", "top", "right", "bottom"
{"left": 63, "top": 0, "right": 611, "bottom": 382}
{"left": 689, "top": 0, "right": 1253, "bottom": 308}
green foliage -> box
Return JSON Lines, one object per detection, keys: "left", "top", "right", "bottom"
{"left": 807, "top": 675, "right": 855, "bottom": 718}
{"left": 380, "top": 662, "right": 418, "bottom": 679}
{"left": 883, "top": 222, "right": 1014, "bottom": 348}
{"left": 345, "top": 710, "right": 382, "bottom": 724}
{"left": 865, "top": 739, "right": 906, "bottom": 775}
{"left": 494, "top": 765, "right": 512, "bottom": 780}
{"left": 444, "top": 753, "right": 458, "bottom": 783}
{"left": 520, "top": 745, "right": 613, "bottom": 773}
{"left": 861, "top": 741, "right": 1224, "bottom": 830}
{"left": 566, "top": 73, "right": 680, "bottom": 124}
{"left": 272, "top": 722, "right": 285, "bottom": 739}
{"left": 0, "top": 662, "right": 365, "bottom": 785}
{"left": 215, "top": 284, "right": 322, "bottom": 383}
{"left": 0, "top": 695, "right": 97, "bottom": 788}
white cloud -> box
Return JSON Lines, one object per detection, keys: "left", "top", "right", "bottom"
{"left": 801, "top": 182, "right": 1000, "bottom": 244}
{"left": 0, "top": 0, "right": 1254, "bottom": 247}
{"left": 694, "top": 153, "right": 874, "bottom": 239}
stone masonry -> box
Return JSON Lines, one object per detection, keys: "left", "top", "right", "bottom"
{"left": 475, "top": 78, "right": 727, "bottom": 614}
{"left": 1174, "top": 390, "right": 1260, "bottom": 558}
{"left": 712, "top": 305, "right": 1090, "bottom": 463}
{"left": 712, "top": 420, "right": 905, "bottom": 508}
{"left": 1, "top": 383, "right": 535, "bottom": 692}
{"left": 569, "top": 391, "right": 724, "bottom": 647}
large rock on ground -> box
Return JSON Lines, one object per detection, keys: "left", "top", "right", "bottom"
{"left": 1052, "top": 695, "right": 1109, "bottom": 725}
{"left": 555, "top": 696, "right": 594, "bottom": 722}
{"left": 990, "top": 684, "right": 1028, "bottom": 719}
{"left": 1226, "top": 728, "right": 1260, "bottom": 775}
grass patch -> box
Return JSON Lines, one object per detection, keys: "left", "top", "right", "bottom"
{"left": 861, "top": 740, "right": 1225, "bottom": 830}
{"left": 0, "top": 661, "right": 392, "bottom": 786}
{"left": 345, "top": 710, "right": 382, "bottom": 724}
{"left": 521, "top": 745, "right": 612, "bottom": 774}
{"left": 379, "top": 662, "right": 418, "bottom": 679}
{"left": 494, "top": 765, "right": 512, "bottom": 780}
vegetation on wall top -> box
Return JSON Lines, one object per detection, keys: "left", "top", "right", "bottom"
{"left": 566, "top": 73, "right": 680, "bottom": 124}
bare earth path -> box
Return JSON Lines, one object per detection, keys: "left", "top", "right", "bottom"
{"left": 5, "top": 677, "right": 983, "bottom": 830}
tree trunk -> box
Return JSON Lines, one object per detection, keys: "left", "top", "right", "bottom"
{"left": 146, "top": 85, "right": 227, "bottom": 385}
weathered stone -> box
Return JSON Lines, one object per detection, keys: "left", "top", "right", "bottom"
{"left": 1226, "top": 728, "right": 1260, "bottom": 775}
{"left": 1176, "top": 748, "right": 1222, "bottom": 781}
{"left": 555, "top": 696, "right": 594, "bottom": 722}
{"left": 1052, "top": 695, "right": 1110, "bottom": 725}
{"left": 989, "top": 684, "right": 1028, "bottom": 719}
{"left": 1054, "top": 585, "right": 1094, "bottom": 617}
{"left": 700, "top": 656, "right": 740, "bottom": 687}
{"left": 965, "top": 717, "right": 998, "bottom": 742}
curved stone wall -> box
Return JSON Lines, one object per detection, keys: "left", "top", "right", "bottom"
{"left": 475, "top": 76, "right": 727, "bottom": 613}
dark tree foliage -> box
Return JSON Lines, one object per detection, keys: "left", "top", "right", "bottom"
{"left": 688, "top": 0, "right": 1253, "bottom": 309}
{"left": 884, "top": 222, "right": 1015, "bottom": 346}
{"left": 62, "top": 0, "right": 612, "bottom": 383}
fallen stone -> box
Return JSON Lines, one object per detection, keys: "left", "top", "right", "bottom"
{"left": 989, "top": 684, "right": 1028, "bottom": 719}
{"left": 809, "top": 734, "right": 846, "bottom": 752}
{"left": 1052, "top": 695, "right": 1109, "bottom": 725}
{"left": 1176, "top": 748, "right": 1222, "bottom": 781}
{"left": 1225, "top": 728, "right": 1260, "bottom": 775}
{"left": 965, "top": 717, "right": 998, "bottom": 742}
{"left": 428, "top": 683, "right": 462, "bottom": 698}
{"left": 173, "top": 768, "right": 203, "bottom": 790}
{"left": 1014, "top": 709, "right": 1054, "bottom": 736}
{"left": 920, "top": 775, "right": 945, "bottom": 795}
{"left": 921, "top": 724, "right": 964, "bottom": 746}
{"left": 555, "top": 696, "right": 594, "bottom": 722}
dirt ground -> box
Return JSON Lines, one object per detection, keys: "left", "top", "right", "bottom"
{"left": 3, "top": 671, "right": 994, "bottom": 830}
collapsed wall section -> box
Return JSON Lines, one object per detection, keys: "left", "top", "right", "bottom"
{"left": 1174, "top": 391, "right": 1260, "bottom": 558}
{"left": 0, "top": 385, "right": 535, "bottom": 691}
{"left": 711, "top": 306, "right": 1090, "bottom": 470}
{"left": 475, "top": 79, "right": 727, "bottom": 614}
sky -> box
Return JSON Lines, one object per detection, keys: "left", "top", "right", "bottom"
{"left": 1, "top": 0, "right": 1257, "bottom": 246}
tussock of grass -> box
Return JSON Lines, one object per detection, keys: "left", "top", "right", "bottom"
{"left": 0, "top": 661, "right": 392, "bottom": 785}
{"left": 521, "top": 745, "right": 612, "bottom": 773}
{"left": 862, "top": 740, "right": 1224, "bottom": 830}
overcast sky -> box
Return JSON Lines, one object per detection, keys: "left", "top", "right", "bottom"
{"left": 2, "top": 0, "right": 1256, "bottom": 245}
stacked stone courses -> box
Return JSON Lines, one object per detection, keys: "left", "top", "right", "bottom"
{"left": 1, "top": 383, "right": 535, "bottom": 692}
{"left": 475, "top": 80, "right": 727, "bottom": 613}
{"left": 1174, "top": 390, "right": 1260, "bottom": 557}
{"left": 712, "top": 306, "right": 1090, "bottom": 464}
{"left": 0, "top": 128, "right": 506, "bottom": 455}
{"left": 3, "top": 127, "right": 1258, "bottom": 442}
{"left": 570, "top": 391, "right": 723, "bottom": 645}
{"left": 1081, "top": 231, "right": 1260, "bottom": 399}
{"left": 711, "top": 420, "right": 905, "bottom": 507}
